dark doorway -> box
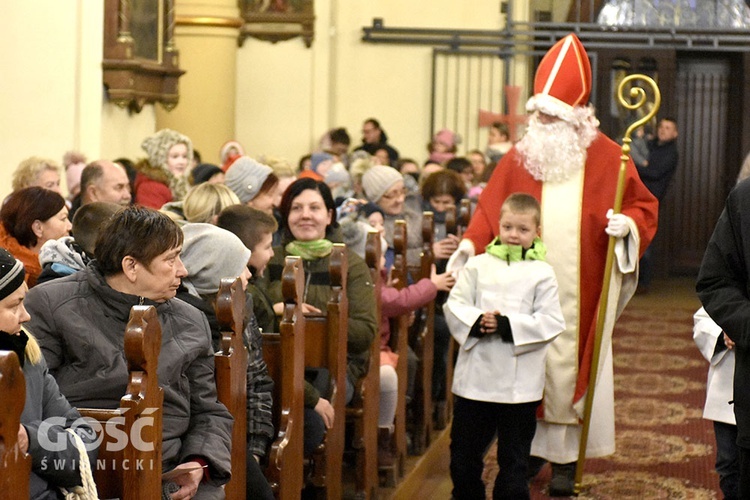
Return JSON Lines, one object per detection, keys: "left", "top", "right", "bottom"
{"left": 594, "top": 49, "right": 744, "bottom": 278}
{"left": 662, "top": 56, "right": 733, "bottom": 275}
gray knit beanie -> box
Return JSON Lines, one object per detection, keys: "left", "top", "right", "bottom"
{"left": 361, "top": 165, "right": 403, "bottom": 202}
{"left": 180, "top": 223, "right": 251, "bottom": 295}
{"left": 225, "top": 156, "right": 273, "bottom": 204}
{"left": 141, "top": 129, "right": 194, "bottom": 171}
{"left": 324, "top": 162, "right": 351, "bottom": 187}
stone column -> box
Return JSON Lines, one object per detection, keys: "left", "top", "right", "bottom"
{"left": 156, "top": 0, "right": 242, "bottom": 165}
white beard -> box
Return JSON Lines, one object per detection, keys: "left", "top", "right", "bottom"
{"left": 516, "top": 111, "right": 598, "bottom": 183}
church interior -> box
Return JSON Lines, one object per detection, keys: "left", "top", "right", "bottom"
{"left": 4, "top": 0, "right": 750, "bottom": 498}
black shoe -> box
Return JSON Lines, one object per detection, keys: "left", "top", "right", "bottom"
{"left": 527, "top": 455, "right": 547, "bottom": 480}
{"left": 548, "top": 462, "right": 576, "bottom": 496}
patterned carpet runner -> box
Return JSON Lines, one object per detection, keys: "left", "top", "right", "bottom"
{"left": 484, "top": 296, "right": 722, "bottom": 499}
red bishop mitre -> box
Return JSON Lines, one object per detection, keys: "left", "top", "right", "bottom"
{"left": 526, "top": 34, "right": 592, "bottom": 121}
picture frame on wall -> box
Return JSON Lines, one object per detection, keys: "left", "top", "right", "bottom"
{"left": 239, "top": 0, "right": 315, "bottom": 48}
{"left": 103, "top": 0, "right": 185, "bottom": 112}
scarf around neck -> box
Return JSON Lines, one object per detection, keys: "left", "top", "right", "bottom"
{"left": 485, "top": 236, "right": 546, "bottom": 263}
{"left": 285, "top": 239, "right": 334, "bottom": 261}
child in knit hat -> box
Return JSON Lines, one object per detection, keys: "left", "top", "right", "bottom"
{"left": 177, "top": 223, "right": 276, "bottom": 500}
{"left": 428, "top": 128, "right": 460, "bottom": 165}
{"left": 324, "top": 162, "right": 353, "bottom": 200}
{"left": 224, "top": 156, "right": 280, "bottom": 215}
{"left": 298, "top": 152, "right": 334, "bottom": 182}
{"left": 219, "top": 140, "right": 245, "bottom": 172}
{"left": 134, "top": 128, "right": 194, "bottom": 209}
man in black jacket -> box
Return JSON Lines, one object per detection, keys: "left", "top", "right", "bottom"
{"left": 636, "top": 117, "right": 679, "bottom": 293}
{"left": 697, "top": 178, "right": 750, "bottom": 498}
{"left": 354, "top": 118, "right": 400, "bottom": 166}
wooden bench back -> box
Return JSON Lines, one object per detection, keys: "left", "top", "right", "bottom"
{"left": 263, "top": 256, "right": 305, "bottom": 499}
{"left": 0, "top": 350, "right": 31, "bottom": 500}
{"left": 409, "top": 212, "right": 436, "bottom": 454}
{"left": 389, "top": 220, "right": 409, "bottom": 471}
{"left": 215, "top": 277, "right": 249, "bottom": 500}
{"left": 441, "top": 198, "right": 472, "bottom": 428}
{"left": 345, "top": 230, "right": 382, "bottom": 498}
{"left": 78, "top": 305, "right": 163, "bottom": 500}
{"left": 304, "top": 244, "right": 347, "bottom": 498}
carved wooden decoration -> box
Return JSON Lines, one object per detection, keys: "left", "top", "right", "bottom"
{"left": 103, "top": 0, "right": 185, "bottom": 112}
{"left": 238, "top": 0, "right": 315, "bottom": 48}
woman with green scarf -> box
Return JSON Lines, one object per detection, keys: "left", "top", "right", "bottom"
{"left": 264, "top": 178, "right": 377, "bottom": 457}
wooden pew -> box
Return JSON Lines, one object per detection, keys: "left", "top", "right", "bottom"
{"left": 263, "top": 256, "right": 306, "bottom": 499}
{"left": 447, "top": 199, "right": 472, "bottom": 424}
{"left": 345, "top": 230, "right": 382, "bottom": 499}
{"left": 214, "top": 277, "right": 249, "bottom": 500}
{"left": 304, "top": 244, "right": 348, "bottom": 499}
{"left": 384, "top": 220, "right": 409, "bottom": 483}
{"left": 77, "top": 305, "right": 163, "bottom": 500}
{"left": 433, "top": 205, "right": 457, "bottom": 431}
{"left": 408, "top": 212, "right": 436, "bottom": 455}
{"left": 0, "top": 350, "right": 31, "bottom": 500}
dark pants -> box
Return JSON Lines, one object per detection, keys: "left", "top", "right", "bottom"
{"left": 247, "top": 454, "right": 275, "bottom": 500}
{"left": 432, "top": 312, "right": 450, "bottom": 401}
{"left": 737, "top": 445, "right": 750, "bottom": 498}
{"left": 304, "top": 407, "right": 326, "bottom": 457}
{"left": 715, "top": 421, "right": 739, "bottom": 499}
{"left": 450, "top": 396, "right": 539, "bottom": 500}
{"left": 303, "top": 378, "right": 355, "bottom": 457}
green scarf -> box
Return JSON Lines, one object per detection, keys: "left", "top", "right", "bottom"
{"left": 485, "top": 237, "right": 546, "bottom": 262}
{"left": 286, "top": 239, "right": 334, "bottom": 260}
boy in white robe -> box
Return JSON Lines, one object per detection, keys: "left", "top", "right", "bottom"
{"left": 444, "top": 193, "right": 565, "bottom": 499}
{"left": 694, "top": 307, "right": 738, "bottom": 499}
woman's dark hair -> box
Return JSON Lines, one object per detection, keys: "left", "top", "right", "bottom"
{"left": 95, "top": 206, "right": 183, "bottom": 277}
{"left": 1, "top": 187, "right": 66, "bottom": 248}
{"left": 421, "top": 169, "right": 467, "bottom": 205}
{"left": 279, "top": 178, "right": 338, "bottom": 237}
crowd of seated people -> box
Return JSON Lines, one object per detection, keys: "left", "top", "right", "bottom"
{"left": 2, "top": 119, "right": 496, "bottom": 497}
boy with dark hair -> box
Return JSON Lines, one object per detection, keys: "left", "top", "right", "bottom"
{"left": 37, "top": 201, "right": 121, "bottom": 284}
{"left": 217, "top": 204, "right": 278, "bottom": 334}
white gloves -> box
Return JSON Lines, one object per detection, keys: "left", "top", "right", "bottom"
{"left": 446, "top": 239, "right": 475, "bottom": 273}
{"left": 605, "top": 209, "right": 630, "bottom": 238}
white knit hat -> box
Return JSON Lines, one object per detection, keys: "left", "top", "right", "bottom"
{"left": 361, "top": 165, "right": 403, "bottom": 202}
{"left": 180, "top": 223, "right": 251, "bottom": 295}
{"left": 141, "top": 129, "right": 194, "bottom": 171}
{"left": 225, "top": 156, "right": 273, "bottom": 204}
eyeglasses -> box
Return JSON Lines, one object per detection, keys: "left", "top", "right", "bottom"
{"left": 380, "top": 188, "right": 407, "bottom": 200}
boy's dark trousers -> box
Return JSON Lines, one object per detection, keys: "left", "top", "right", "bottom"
{"left": 450, "top": 395, "right": 540, "bottom": 499}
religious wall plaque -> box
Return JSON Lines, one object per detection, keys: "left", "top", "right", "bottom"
{"left": 238, "top": 0, "right": 315, "bottom": 48}
{"left": 103, "top": 0, "right": 185, "bottom": 112}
